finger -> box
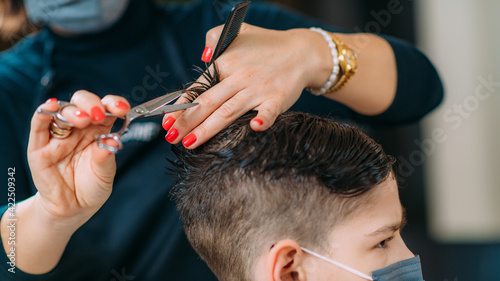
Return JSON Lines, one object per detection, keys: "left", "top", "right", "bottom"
{"left": 28, "top": 98, "right": 59, "bottom": 151}
{"left": 202, "top": 23, "right": 251, "bottom": 63}
{"left": 161, "top": 64, "right": 222, "bottom": 131}
{"left": 249, "top": 100, "right": 282, "bottom": 132}
{"left": 101, "top": 95, "right": 130, "bottom": 117}
{"left": 87, "top": 140, "right": 117, "bottom": 196}
{"left": 59, "top": 104, "right": 92, "bottom": 130}
{"left": 177, "top": 89, "right": 258, "bottom": 149}
{"left": 202, "top": 25, "right": 224, "bottom": 62}
{"left": 70, "top": 90, "right": 108, "bottom": 124}
{"left": 164, "top": 77, "right": 245, "bottom": 144}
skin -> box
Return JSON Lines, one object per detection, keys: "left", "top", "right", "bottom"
{"left": 0, "top": 91, "right": 128, "bottom": 274}
{"left": 1, "top": 24, "right": 397, "bottom": 274}
{"left": 162, "top": 24, "right": 397, "bottom": 149}
{"left": 254, "top": 176, "right": 414, "bottom": 281}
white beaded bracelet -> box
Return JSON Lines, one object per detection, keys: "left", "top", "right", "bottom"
{"left": 309, "top": 27, "right": 340, "bottom": 96}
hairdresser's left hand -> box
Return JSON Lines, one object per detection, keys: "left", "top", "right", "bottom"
{"left": 162, "top": 23, "right": 332, "bottom": 148}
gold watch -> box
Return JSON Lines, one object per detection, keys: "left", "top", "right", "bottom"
{"left": 326, "top": 34, "right": 358, "bottom": 93}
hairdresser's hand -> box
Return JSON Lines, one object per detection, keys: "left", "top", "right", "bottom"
{"left": 4, "top": 91, "right": 130, "bottom": 274}
{"left": 28, "top": 91, "right": 130, "bottom": 225}
{"left": 161, "top": 23, "right": 332, "bottom": 149}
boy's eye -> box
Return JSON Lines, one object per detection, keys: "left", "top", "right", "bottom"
{"left": 376, "top": 240, "right": 387, "bottom": 249}
{"left": 376, "top": 236, "right": 395, "bottom": 249}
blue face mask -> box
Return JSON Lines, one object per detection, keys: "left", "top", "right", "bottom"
{"left": 24, "top": 0, "right": 130, "bottom": 34}
{"left": 301, "top": 247, "right": 424, "bottom": 281}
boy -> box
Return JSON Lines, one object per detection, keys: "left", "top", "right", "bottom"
{"left": 171, "top": 111, "right": 424, "bottom": 281}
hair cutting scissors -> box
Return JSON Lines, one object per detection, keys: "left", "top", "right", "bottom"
{"left": 95, "top": 90, "right": 198, "bottom": 154}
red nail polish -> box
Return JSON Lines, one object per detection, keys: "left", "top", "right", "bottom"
{"left": 75, "top": 110, "right": 89, "bottom": 118}
{"left": 182, "top": 134, "right": 197, "bottom": 148}
{"left": 90, "top": 106, "right": 105, "bottom": 121}
{"left": 45, "top": 98, "right": 57, "bottom": 104}
{"left": 201, "top": 47, "right": 213, "bottom": 62}
{"left": 115, "top": 101, "right": 129, "bottom": 110}
{"left": 162, "top": 116, "right": 176, "bottom": 131}
{"left": 165, "top": 128, "right": 179, "bottom": 143}
{"left": 254, "top": 118, "right": 264, "bottom": 125}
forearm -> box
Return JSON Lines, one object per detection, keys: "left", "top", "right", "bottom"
{"left": 1, "top": 195, "right": 77, "bottom": 274}
{"left": 308, "top": 31, "right": 397, "bottom": 116}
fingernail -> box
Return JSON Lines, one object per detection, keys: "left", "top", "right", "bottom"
{"left": 75, "top": 110, "right": 89, "bottom": 118}
{"left": 253, "top": 118, "right": 264, "bottom": 125}
{"left": 45, "top": 98, "right": 57, "bottom": 104}
{"left": 115, "top": 101, "right": 129, "bottom": 110}
{"left": 165, "top": 128, "right": 179, "bottom": 143}
{"left": 162, "top": 116, "right": 176, "bottom": 131}
{"left": 201, "top": 46, "right": 213, "bottom": 62}
{"left": 182, "top": 134, "right": 197, "bottom": 148}
{"left": 90, "top": 106, "right": 105, "bottom": 121}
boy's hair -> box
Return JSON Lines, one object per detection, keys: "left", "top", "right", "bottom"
{"left": 170, "top": 111, "right": 395, "bottom": 281}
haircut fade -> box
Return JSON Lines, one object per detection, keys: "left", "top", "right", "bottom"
{"left": 170, "top": 111, "right": 395, "bottom": 281}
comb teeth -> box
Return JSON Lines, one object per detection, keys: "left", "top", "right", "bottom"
{"left": 211, "top": 1, "right": 251, "bottom": 63}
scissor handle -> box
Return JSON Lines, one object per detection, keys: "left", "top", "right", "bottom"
{"left": 37, "top": 101, "right": 76, "bottom": 127}
{"left": 95, "top": 133, "right": 124, "bottom": 154}
{"left": 94, "top": 112, "right": 133, "bottom": 154}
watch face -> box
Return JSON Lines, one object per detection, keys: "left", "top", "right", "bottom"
{"left": 343, "top": 49, "right": 357, "bottom": 70}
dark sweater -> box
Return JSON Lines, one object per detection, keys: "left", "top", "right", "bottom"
{"left": 0, "top": 0, "right": 442, "bottom": 280}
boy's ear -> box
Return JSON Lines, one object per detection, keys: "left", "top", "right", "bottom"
{"left": 266, "top": 239, "right": 307, "bottom": 281}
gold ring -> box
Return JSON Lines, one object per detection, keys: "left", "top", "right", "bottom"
{"left": 49, "top": 117, "right": 74, "bottom": 139}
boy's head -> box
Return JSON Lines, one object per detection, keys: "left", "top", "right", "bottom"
{"left": 171, "top": 111, "right": 416, "bottom": 281}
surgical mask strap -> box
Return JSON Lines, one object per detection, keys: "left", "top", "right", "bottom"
{"left": 300, "top": 247, "right": 373, "bottom": 281}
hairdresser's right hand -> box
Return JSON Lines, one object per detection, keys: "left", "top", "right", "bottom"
{"left": 1, "top": 90, "right": 130, "bottom": 274}
{"left": 27, "top": 90, "right": 130, "bottom": 226}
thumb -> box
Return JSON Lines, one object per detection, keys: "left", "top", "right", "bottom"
{"left": 202, "top": 25, "right": 224, "bottom": 62}
{"left": 90, "top": 141, "right": 117, "bottom": 185}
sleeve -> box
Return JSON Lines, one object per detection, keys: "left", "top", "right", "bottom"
{"left": 0, "top": 33, "right": 42, "bottom": 201}
{"left": 0, "top": 205, "right": 58, "bottom": 279}
{"left": 237, "top": 2, "right": 445, "bottom": 125}
{"left": 0, "top": 39, "right": 58, "bottom": 280}
{"left": 360, "top": 35, "right": 444, "bottom": 125}
{"left": 0, "top": 36, "right": 42, "bottom": 207}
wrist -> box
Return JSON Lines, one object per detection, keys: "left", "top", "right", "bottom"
{"left": 1, "top": 195, "right": 78, "bottom": 274}
{"left": 306, "top": 29, "right": 359, "bottom": 95}
{"left": 288, "top": 28, "right": 334, "bottom": 89}
{"left": 31, "top": 194, "right": 89, "bottom": 233}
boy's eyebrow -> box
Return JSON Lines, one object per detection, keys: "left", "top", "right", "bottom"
{"left": 366, "top": 206, "right": 407, "bottom": 237}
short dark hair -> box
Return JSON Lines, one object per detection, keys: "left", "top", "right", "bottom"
{"left": 170, "top": 111, "right": 395, "bottom": 281}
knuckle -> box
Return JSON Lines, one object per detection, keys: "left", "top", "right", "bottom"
{"left": 206, "top": 26, "right": 222, "bottom": 43}
{"left": 71, "top": 90, "right": 96, "bottom": 104}
{"left": 240, "top": 23, "right": 250, "bottom": 32}
{"left": 196, "top": 94, "right": 216, "bottom": 109}
{"left": 174, "top": 116, "right": 190, "bottom": 130}
{"left": 263, "top": 101, "right": 283, "bottom": 117}
{"left": 215, "top": 102, "right": 237, "bottom": 119}
{"left": 72, "top": 90, "right": 90, "bottom": 99}
{"left": 215, "top": 57, "right": 233, "bottom": 78}
{"left": 272, "top": 89, "right": 289, "bottom": 102}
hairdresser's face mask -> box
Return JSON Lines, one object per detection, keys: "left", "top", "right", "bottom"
{"left": 301, "top": 247, "right": 424, "bottom": 281}
{"left": 24, "top": 0, "right": 130, "bottom": 34}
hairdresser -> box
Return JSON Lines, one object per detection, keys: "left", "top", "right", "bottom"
{"left": 0, "top": 0, "right": 443, "bottom": 280}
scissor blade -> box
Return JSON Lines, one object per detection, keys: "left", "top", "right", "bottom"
{"left": 141, "top": 90, "right": 185, "bottom": 113}
{"left": 144, "top": 103, "right": 199, "bottom": 117}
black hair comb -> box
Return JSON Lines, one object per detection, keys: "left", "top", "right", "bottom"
{"left": 185, "top": 1, "right": 250, "bottom": 103}
{"left": 210, "top": 1, "right": 251, "bottom": 63}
